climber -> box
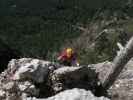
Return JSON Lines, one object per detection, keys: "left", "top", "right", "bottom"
{"left": 57, "top": 47, "right": 79, "bottom": 66}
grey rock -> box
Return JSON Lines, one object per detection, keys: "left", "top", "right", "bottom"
{"left": 3, "top": 81, "right": 15, "bottom": 91}
{"left": 0, "top": 58, "right": 110, "bottom": 100}
{"left": 0, "top": 90, "right": 6, "bottom": 99}
{"left": 0, "top": 58, "right": 54, "bottom": 100}
{"left": 93, "top": 59, "right": 133, "bottom": 100}
{"left": 11, "top": 58, "right": 50, "bottom": 83}
{"left": 92, "top": 61, "right": 113, "bottom": 84}
{"left": 109, "top": 58, "right": 133, "bottom": 100}
{"left": 50, "top": 66, "right": 98, "bottom": 93}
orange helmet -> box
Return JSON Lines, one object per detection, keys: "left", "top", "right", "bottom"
{"left": 66, "top": 48, "right": 73, "bottom": 58}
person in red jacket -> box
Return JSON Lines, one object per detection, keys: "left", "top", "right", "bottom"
{"left": 57, "top": 48, "right": 79, "bottom": 66}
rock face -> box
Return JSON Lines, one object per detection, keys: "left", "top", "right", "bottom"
{"left": 26, "top": 88, "right": 110, "bottom": 100}
{"left": 0, "top": 58, "right": 58, "bottom": 100}
{"left": 50, "top": 66, "right": 98, "bottom": 93}
{"left": 93, "top": 58, "right": 133, "bottom": 100}
{"left": 1, "top": 57, "right": 133, "bottom": 100}
{"left": 109, "top": 58, "right": 133, "bottom": 100}
{"left": 10, "top": 58, "right": 50, "bottom": 83}
{"left": 92, "top": 61, "right": 113, "bottom": 85}
{"left": 0, "top": 58, "right": 109, "bottom": 100}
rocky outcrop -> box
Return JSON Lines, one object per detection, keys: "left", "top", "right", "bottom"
{"left": 26, "top": 88, "right": 110, "bottom": 100}
{"left": 50, "top": 66, "right": 98, "bottom": 93}
{"left": 0, "top": 58, "right": 109, "bottom": 100}
{"left": 109, "top": 58, "right": 133, "bottom": 100}
{"left": 1, "top": 56, "right": 133, "bottom": 100}
{"left": 0, "top": 58, "right": 59, "bottom": 99}
{"left": 92, "top": 61, "right": 113, "bottom": 85}
{"left": 10, "top": 58, "right": 51, "bottom": 83}
{"left": 93, "top": 58, "right": 133, "bottom": 100}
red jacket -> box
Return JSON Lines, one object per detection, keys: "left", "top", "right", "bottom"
{"left": 58, "top": 50, "right": 76, "bottom": 62}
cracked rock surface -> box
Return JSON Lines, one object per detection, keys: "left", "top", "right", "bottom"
{"left": 0, "top": 58, "right": 110, "bottom": 100}
{"left": 93, "top": 59, "right": 133, "bottom": 100}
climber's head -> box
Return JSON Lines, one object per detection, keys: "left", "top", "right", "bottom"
{"left": 66, "top": 48, "right": 73, "bottom": 58}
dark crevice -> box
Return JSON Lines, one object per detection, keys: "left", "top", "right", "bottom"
{"left": 94, "top": 85, "right": 108, "bottom": 97}
{"left": 0, "top": 39, "right": 21, "bottom": 73}
{"left": 35, "top": 82, "right": 54, "bottom": 98}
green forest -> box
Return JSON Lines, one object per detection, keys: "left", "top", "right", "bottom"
{"left": 0, "top": 0, "right": 133, "bottom": 67}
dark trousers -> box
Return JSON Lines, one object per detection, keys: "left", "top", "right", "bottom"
{"left": 60, "top": 60, "right": 71, "bottom": 66}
